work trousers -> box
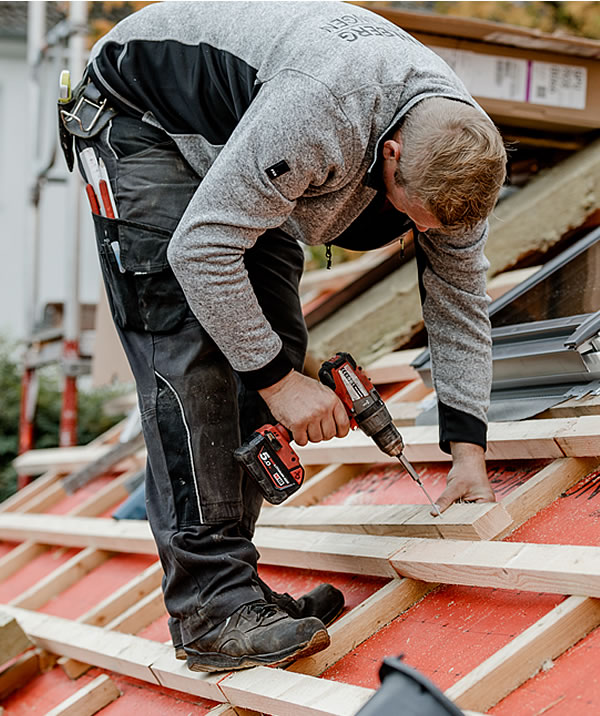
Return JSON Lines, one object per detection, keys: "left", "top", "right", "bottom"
{"left": 76, "top": 115, "right": 308, "bottom": 644}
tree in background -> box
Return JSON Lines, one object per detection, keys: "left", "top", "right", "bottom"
{"left": 87, "top": 1, "right": 156, "bottom": 44}
{"left": 439, "top": 1, "right": 600, "bottom": 38}
{"left": 0, "top": 339, "right": 125, "bottom": 502}
{"left": 378, "top": 1, "right": 600, "bottom": 39}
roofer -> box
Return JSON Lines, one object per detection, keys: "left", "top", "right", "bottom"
{"left": 58, "top": 1, "right": 506, "bottom": 672}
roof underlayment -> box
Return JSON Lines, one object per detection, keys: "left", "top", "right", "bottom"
{"left": 2, "top": 348, "right": 600, "bottom": 714}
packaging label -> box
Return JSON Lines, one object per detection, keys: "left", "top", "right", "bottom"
{"left": 433, "top": 46, "right": 528, "bottom": 102}
{"left": 432, "top": 46, "right": 587, "bottom": 110}
{"left": 529, "top": 61, "right": 587, "bottom": 109}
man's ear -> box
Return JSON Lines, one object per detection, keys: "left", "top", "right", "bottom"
{"left": 382, "top": 138, "right": 402, "bottom": 161}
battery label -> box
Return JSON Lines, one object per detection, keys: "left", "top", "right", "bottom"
{"left": 258, "top": 449, "right": 288, "bottom": 489}
{"left": 339, "top": 363, "right": 369, "bottom": 401}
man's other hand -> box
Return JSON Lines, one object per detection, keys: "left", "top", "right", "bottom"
{"left": 258, "top": 370, "right": 350, "bottom": 446}
{"left": 432, "top": 442, "right": 495, "bottom": 515}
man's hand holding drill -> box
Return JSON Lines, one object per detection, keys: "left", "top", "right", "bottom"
{"left": 259, "top": 370, "right": 350, "bottom": 446}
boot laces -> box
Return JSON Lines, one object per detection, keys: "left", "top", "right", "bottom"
{"left": 248, "top": 601, "right": 279, "bottom": 621}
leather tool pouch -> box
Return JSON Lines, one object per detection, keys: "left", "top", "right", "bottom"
{"left": 58, "top": 77, "right": 118, "bottom": 172}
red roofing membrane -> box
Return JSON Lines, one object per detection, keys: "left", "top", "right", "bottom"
{"left": 1, "top": 451, "right": 598, "bottom": 714}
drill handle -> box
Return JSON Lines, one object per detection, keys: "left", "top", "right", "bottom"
{"left": 318, "top": 351, "right": 357, "bottom": 391}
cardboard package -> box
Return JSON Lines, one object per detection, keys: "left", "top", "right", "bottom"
{"left": 369, "top": 5, "right": 600, "bottom": 133}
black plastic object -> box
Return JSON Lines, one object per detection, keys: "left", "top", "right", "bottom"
{"left": 355, "top": 655, "right": 465, "bottom": 716}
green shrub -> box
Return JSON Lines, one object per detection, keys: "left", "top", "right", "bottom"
{"left": 0, "top": 339, "right": 126, "bottom": 503}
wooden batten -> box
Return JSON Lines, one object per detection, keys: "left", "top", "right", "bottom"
{"left": 0, "top": 649, "right": 42, "bottom": 701}
{"left": 1, "top": 606, "right": 171, "bottom": 689}
{"left": 390, "top": 539, "right": 600, "bottom": 597}
{"left": 296, "top": 416, "right": 600, "bottom": 465}
{"left": 446, "top": 596, "right": 600, "bottom": 711}
{"left": 9, "top": 547, "right": 111, "bottom": 611}
{"left": 255, "top": 527, "right": 401, "bottom": 578}
{"left": 258, "top": 502, "right": 513, "bottom": 540}
{"left": 0, "top": 612, "right": 31, "bottom": 665}
{"left": 13, "top": 446, "right": 114, "bottom": 477}
{"left": 0, "top": 542, "right": 49, "bottom": 582}
{"left": 44, "top": 674, "right": 121, "bottom": 716}
{"left": 15, "top": 417, "right": 600, "bottom": 475}
{"left": 0, "top": 514, "right": 156, "bottom": 554}
{"left": 217, "top": 667, "right": 373, "bottom": 716}
{"left": 105, "top": 587, "right": 165, "bottom": 634}
{"left": 0, "top": 472, "right": 63, "bottom": 513}
{"left": 498, "top": 456, "right": 600, "bottom": 538}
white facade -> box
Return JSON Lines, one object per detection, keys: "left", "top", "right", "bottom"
{"left": 0, "top": 25, "right": 98, "bottom": 342}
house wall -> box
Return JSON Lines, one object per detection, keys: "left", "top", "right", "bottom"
{"left": 0, "top": 35, "right": 99, "bottom": 342}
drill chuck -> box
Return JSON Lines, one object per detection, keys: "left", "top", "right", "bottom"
{"left": 355, "top": 398, "right": 404, "bottom": 458}
{"left": 372, "top": 423, "right": 404, "bottom": 457}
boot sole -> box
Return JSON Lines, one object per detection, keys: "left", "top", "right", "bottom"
{"left": 186, "top": 627, "right": 330, "bottom": 672}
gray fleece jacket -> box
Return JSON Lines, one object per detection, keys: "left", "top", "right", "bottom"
{"left": 88, "top": 1, "right": 493, "bottom": 450}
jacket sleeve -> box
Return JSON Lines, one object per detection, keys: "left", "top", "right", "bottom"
{"left": 167, "top": 73, "right": 357, "bottom": 390}
{"left": 416, "top": 221, "right": 492, "bottom": 453}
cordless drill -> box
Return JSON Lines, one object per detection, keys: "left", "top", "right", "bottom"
{"left": 319, "top": 353, "right": 440, "bottom": 515}
{"left": 234, "top": 352, "right": 440, "bottom": 514}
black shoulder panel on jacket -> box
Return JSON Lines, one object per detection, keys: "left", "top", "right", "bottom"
{"left": 90, "top": 39, "right": 259, "bottom": 142}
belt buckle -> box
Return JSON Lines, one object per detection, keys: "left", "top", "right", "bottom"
{"left": 61, "top": 94, "right": 108, "bottom": 134}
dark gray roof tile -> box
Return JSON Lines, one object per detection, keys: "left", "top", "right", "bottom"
{"left": 0, "top": 2, "right": 67, "bottom": 41}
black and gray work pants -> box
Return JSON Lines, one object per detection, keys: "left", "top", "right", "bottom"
{"left": 75, "top": 115, "right": 307, "bottom": 646}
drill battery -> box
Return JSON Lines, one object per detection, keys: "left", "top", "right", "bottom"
{"left": 233, "top": 423, "right": 305, "bottom": 504}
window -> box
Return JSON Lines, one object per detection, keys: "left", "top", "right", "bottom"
{"left": 413, "top": 226, "right": 600, "bottom": 421}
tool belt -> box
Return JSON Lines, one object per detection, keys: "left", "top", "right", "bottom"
{"left": 58, "top": 75, "right": 118, "bottom": 172}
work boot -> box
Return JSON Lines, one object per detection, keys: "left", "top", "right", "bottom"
{"left": 183, "top": 599, "right": 330, "bottom": 672}
{"left": 172, "top": 581, "right": 345, "bottom": 660}
{"left": 258, "top": 577, "right": 345, "bottom": 627}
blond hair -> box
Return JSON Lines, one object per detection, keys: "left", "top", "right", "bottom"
{"left": 394, "top": 98, "right": 506, "bottom": 229}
